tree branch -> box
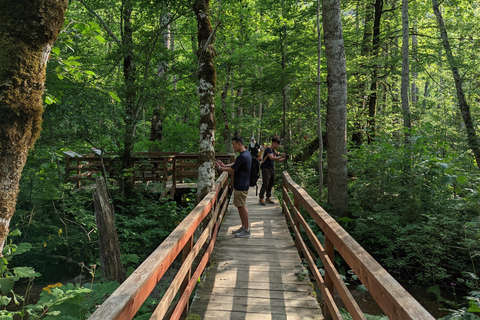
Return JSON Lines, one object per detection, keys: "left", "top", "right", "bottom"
{"left": 77, "top": 0, "right": 122, "bottom": 45}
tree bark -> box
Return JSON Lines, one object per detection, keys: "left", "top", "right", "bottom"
{"left": 351, "top": 1, "right": 374, "bottom": 146}
{"left": 150, "top": 17, "right": 171, "bottom": 142}
{"left": 366, "top": 0, "right": 383, "bottom": 143}
{"left": 0, "top": 0, "right": 68, "bottom": 255}
{"left": 401, "top": 0, "right": 411, "bottom": 143}
{"left": 432, "top": 0, "right": 480, "bottom": 169}
{"left": 291, "top": 135, "right": 327, "bottom": 163}
{"left": 322, "top": 0, "right": 348, "bottom": 217}
{"left": 317, "top": 0, "right": 324, "bottom": 200}
{"left": 121, "top": 0, "right": 137, "bottom": 197}
{"left": 94, "top": 177, "right": 126, "bottom": 283}
{"left": 221, "top": 65, "right": 232, "bottom": 152}
{"left": 194, "top": 0, "right": 217, "bottom": 202}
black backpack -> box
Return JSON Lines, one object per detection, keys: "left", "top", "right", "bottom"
{"left": 250, "top": 156, "right": 261, "bottom": 195}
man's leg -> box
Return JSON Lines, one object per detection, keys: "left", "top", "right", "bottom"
{"left": 259, "top": 168, "right": 269, "bottom": 204}
{"left": 237, "top": 206, "right": 249, "bottom": 230}
{"left": 266, "top": 168, "right": 275, "bottom": 199}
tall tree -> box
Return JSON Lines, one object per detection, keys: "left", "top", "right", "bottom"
{"left": 401, "top": 0, "right": 411, "bottom": 143}
{"left": 322, "top": 0, "right": 348, "bottom": 217}
{"left": 121, "top": 0, "right": 137, "bottom": 196}
{"left": 432, "top": 0, "right": 480, "bottom": 169}
{"left": 366, "top": 0, "right": 383, "bottom": 142}
{"left": 194, "top": 0, "right": 217, "bottom": 201}
{"left": 0, "top": 0, "right": 68, "bottom": 255}
{"left": 317, "top": 0, "right": 324, "bottom": 200}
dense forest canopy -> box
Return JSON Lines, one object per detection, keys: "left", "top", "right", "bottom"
{"left": 1, "top": 0, "right": 479, "bottom": 318}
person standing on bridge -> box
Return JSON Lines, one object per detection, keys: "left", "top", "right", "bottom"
{"left": 259, "top": 137, "right": 286, "bottom": 206}
{"left": 216, "top": 136, "right": 252, "bottom": 238}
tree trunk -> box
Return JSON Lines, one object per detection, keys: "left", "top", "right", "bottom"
{"left": 317, "top": 0, "right": 324, "bottom": 200}
{"left": 291, "top": 135, "right": 327, "bottom": 163}
{"left": 194, "top": 0, "right": 217, "bottom": 202}
{"left": 221, "top": 65, "right": 232, "bottom": 152}
{"left": 322, "top": 0, "right": 348, "bottom": 217}
{"left": 351, "top": 1, "right": 374, "bottom": 146}
{"left": 401, "top": 0, "right": 411, "bottom": 143}
{"left": 0, "top": 0, "right": 68, "bottom": 255}
{"left": 366, "top": 0, "right": 383, "bottom": 143}
{"left": 432, "top": 0, "right": 480, "bottom": 169}
{"left": 258, "top": 101, "right": 263, "bottom": 144}
{"left": 411, "top": 18, "right": 418, "bottom": 105}
{"left": 150, "top": 17, "right": 171, "bottom": 142}
{"left": 94, "top": 177, "right": 126, "bottom": 283}
{"left": 121, "top": 0, "right": 137, "bottom": 197}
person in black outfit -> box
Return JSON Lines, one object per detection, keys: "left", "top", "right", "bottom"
{"left": 259, "top": 137, "right": 286, "bottom": 205}
{"left": 216, "top": 136, "right": 252, "bottom": 238}
{"left": 249, "top": 138, "right": 260, "bottom": 159}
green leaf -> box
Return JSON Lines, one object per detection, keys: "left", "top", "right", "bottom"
{"left": 51, "top": 47, "right": 60, "bottom": 56}
{"left": 94, "top": 36, "right": 106, "bottom": 43}
{"left": 45, "top": 95, "right": 56, "bottom": 105}
{"left": 456, "top": 175, "right": 467, "bottom": 184}
{"left": 85, "top": 70, "right": 96, "bottom": 76}
{"left": 0, "top": 278, "right": 16, "bottom": 294}
{"left": 10, "top": 243, "right": 33, "bottom": 257}
{"left": 108, "top": 91, "right": 121, "bottom": 102}
{"left": 8, "top": 229, "right": 21, "bottom": 237}
{"left": 468, "top": 299, "right": 480, "bottom": 312}
{"left": 13, "top": 267, "right": 40, "bottom": 279}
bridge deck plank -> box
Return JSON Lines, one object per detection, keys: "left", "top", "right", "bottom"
{"left": 188, "top": 185, "right": 323, "bottom": 320}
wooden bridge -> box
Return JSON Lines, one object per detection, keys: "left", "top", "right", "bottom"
{"left": 64, "top": 151, "right": 235, "bottom": 196}
{"left": 88, "top": 171, "right": 435, "bottom": 320}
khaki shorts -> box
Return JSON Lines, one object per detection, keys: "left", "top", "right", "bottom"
{"left": 233, "top": 190, "right": 248, "bottom": 207}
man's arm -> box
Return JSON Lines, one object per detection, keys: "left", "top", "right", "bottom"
{"left": 216, "top": 160, "right": 234, "bottom": 168}
{"left": 267, "top": 152, "right": 286, "bottom": 162}
{"left": 216, "top": 160, "right": 235, "bottom": 174}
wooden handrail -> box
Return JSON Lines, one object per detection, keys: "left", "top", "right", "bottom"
{"left": 282, "top": 171, "right": 435, "bottom": 320}
{"left": 64, "top": 153, "right": 235, "bottom": 188}
{"left": 88, "top": 172, "right": 231, "bottom": 320}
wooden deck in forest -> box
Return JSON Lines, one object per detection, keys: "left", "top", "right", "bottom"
{"left": 188, "top": 184, "right": 323, "bottom": 320}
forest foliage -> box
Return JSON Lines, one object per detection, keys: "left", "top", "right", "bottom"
{"left": 1, "top": 0, "right": 480, "bottom": 319}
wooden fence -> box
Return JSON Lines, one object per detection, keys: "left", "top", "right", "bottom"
{"left": 88, "top": 172, "right": 231, "bottom": 320}
{"left": 282, "top": 171, "right": 435, "bottom": 320}
{"left": 64, "top": 152, "right": 235, "bottom": 194}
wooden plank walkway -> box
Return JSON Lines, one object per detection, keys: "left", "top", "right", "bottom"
{"left": 188, "top": 184, "right": 323, "bottom": 320}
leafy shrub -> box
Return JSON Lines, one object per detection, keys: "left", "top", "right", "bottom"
{"left": 345, "top": 133, "right": 480, "bottom": 287}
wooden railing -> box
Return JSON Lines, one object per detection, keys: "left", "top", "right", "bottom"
{"left": 89, "top": 172, "right": 231, "bottom": 320}
{"left": 282, "top": 172, "right": 435, "bottom": 320}
{"left": 64, "top": 152, "right": 235, "bottom": 192}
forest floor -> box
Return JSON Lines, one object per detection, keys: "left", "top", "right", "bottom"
{"left": 328, "top": 282, "right": 451, "bottom": 319}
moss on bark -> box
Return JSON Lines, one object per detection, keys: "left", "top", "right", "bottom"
{"left": 0, "top": 0, "right": 68, "bottom": 254}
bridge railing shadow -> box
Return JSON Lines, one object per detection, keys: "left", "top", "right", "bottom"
{"left": 88, "top": 172, "right": 231, "bottom": 320}
{"left": 282, "top": 171, "right": 434, "bottom": 320}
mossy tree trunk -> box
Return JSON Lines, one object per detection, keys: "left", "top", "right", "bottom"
{"left": 0, "top": 0, "right": 68, "bottom": 255}
{"left": 194, "top": 0, "right": 217, "bottom": 203}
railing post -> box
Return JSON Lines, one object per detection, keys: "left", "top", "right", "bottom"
{"left": 172, "top": 157, "right": 177, "bottom": 198}
{"left": 324, "top": 236, "right": 335, "bottom": 320}
{"left": 180, "top": 234, "right": 193, "bottom": 316}
{"left": 293, "top": 193, "right": 302, "bottom": 254}
{"left": 179, "top": 158, "right": 184, "bottom": 183}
